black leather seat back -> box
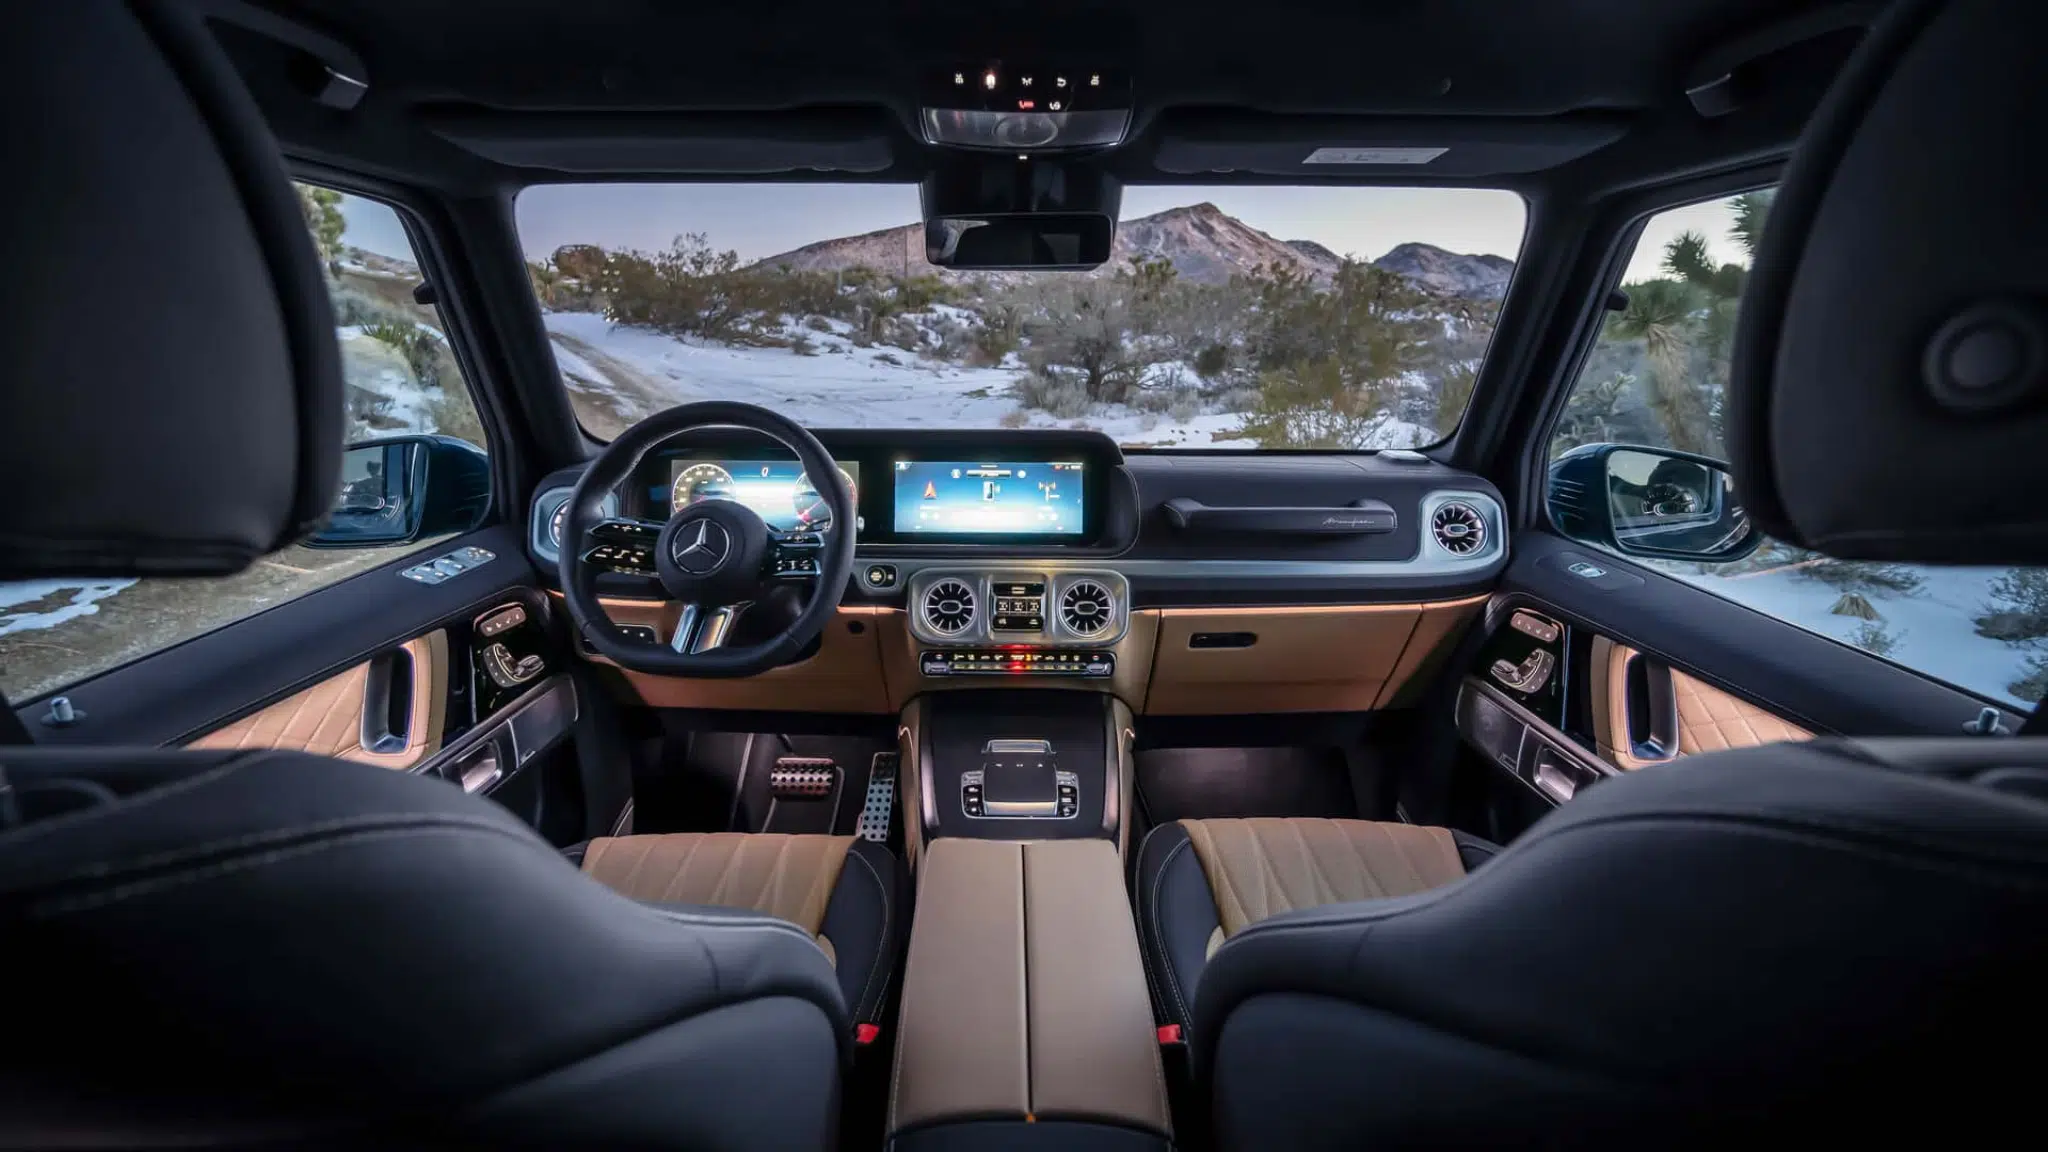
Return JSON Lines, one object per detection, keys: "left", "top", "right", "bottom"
{"left": 0, "top": 5, "right": 852, "bottom": 1147}
{"left": 1, "top": 2, "right": 343, "bottom": 580}
{"left": 1190, "top": 1, "right": 2048, "bottom": 1144}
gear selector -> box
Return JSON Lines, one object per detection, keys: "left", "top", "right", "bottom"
{"left": 962, "top": 739, "right": 1080, "bottom": 819}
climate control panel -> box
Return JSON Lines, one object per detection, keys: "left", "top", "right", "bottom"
{"left": 905, "top": 569, "right": 1129, "bottom": 648}
{"left": 920, "top": 649, "right": 1116, "bottom": 678}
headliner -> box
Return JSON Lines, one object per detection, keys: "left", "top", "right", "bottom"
{"left": 211, "top": 0, "right": 1866, "bottom": 194}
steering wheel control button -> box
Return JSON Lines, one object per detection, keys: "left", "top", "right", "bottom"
{"left": 864, "top": 564, "right": 898, "bottom": 590}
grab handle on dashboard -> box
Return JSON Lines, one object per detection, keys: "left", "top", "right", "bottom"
{"left": 1162, "top": 497, "right": 1397, "bottom": 536}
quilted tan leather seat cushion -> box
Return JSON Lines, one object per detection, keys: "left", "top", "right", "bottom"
{"left": 1180, "top": 818, "right": 1467, "bottom": 938}
{"left": 579, "top": 833, "right": 853, "bottom": 936}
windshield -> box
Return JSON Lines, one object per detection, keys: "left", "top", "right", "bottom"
{"left": 515, "top": 185, "right": 1525, "bottom": 449}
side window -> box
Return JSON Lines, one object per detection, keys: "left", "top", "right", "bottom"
{"left": 0, "top": 184, "right": 488, "bottom": 703}
{"left": 1547, "top": 189, "right": 2045, "bottom": 709}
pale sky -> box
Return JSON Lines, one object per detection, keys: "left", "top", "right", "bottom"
{"left": 340, "top": 183, "right": 1750, "bottom": 285}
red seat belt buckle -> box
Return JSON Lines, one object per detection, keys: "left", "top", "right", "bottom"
{"left": 1157, "top": 1024, "right": 1183, "bottom": 1046}
{"left": 855, "top": 1023, "right": 882, "bottom": 1046}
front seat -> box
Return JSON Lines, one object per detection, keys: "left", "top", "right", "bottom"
{"left": 1175, "top": 0, "right": 2048, "bottom": 1146}
{"left": 0, "top": 4, "right": 885, "bottom": 1146}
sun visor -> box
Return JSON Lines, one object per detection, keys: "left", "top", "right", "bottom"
{"left": 1150, "top": 112, "right": 1628, "bottom": 178}
{"left": 1726, "top": 0, "right": 2048, "bottom": 564}
{"left": 422, "top": 109, "right": 896, "bottom": 175}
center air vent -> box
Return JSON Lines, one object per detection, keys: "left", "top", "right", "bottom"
{"left": 1059, "top": 580, "right": 1115, "bottom": 637}
{"left": 1431, "top": 501, "right": 1488, "bottom": 556}
{"left": 921, "top": 579, "right": 977, "bottom": 635}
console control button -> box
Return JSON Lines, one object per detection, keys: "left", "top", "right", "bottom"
{"left": 865, "top": 564, "right": 898, "bottom": 589}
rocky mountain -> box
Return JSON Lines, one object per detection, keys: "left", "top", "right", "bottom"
{"left": 1372, "top": 242, "right": 1514, "bottom": 298}
{"left": 758, "top": 202, "right": 1512, "bottom": 297}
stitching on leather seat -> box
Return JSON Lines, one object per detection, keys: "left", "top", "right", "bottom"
{"left": 0, "top": 755, "right": 247, "bottom": 845}
{"left": 32, "top": 824, "right": 539, "bottom": 915}
{"left": 845, "top": 844, "right": 890, "bottom": 1021}
{"left": 1149, "top": 834, "right": 1196, "bottom": 1027}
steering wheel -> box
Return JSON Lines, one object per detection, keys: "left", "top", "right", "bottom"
{"left": 557, "top": 401, "right": 856, "bottom": 678}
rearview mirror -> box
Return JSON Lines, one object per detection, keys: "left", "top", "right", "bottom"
{"left": 1547, "top": 443, "right": 1760, "bottom": 563}
{"left": 304, "top": 435, "right": 491, "bottom": 549}
{"left": 924, "top": 213, "right": 1113, "bottom": 271}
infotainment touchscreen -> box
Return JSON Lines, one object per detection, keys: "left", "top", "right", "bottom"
{"left": 892, "top": 460, "right": 1086, "bottom": 535}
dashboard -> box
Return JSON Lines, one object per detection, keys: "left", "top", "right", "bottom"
{"left": 531, "top": 429, "right": 1512, "bottom": 697}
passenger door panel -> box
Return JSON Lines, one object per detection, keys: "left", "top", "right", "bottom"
{"left": 1440, "top": 531, "right": 2021, "bottom": 843}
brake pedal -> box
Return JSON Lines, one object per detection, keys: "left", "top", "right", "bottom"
{"left": 858, "top": 752, "right": 898, "bottom": 843}
{"left": 769, "top": 757, "right": 839, "bottom": 800}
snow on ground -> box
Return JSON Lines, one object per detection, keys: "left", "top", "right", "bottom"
{"left": 1682, "top": 563, "right": 2032, "bottom": 708}
{"left": 541, "top": 310, "right": 1262, "bottom": 447}
{"left": 0, "top": 578, "right": 138, "bottom": 637}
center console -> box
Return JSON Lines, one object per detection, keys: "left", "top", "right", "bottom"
{"left": 888, "top": 837, "right": 1172, "bottom": 1151}
{"left": 907, "top": 691, "right": 1127, "bottom": 849}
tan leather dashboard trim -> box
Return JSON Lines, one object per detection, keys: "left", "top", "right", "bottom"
{"left": 889, "top": 838, "right": 1171, "bottom": 1138}
{"left": 189, "top": 631, "right": 448, "bottom": 769}
{"left": 559, "top": 594, "right": 892, "bottom": 713}
{"left": 563, "top": 593, "right": 1482, "bottom": 718}
{"left": 1590, "top": 636, "right": 1812, "bottom": 770}
{"left": 1144, "top": 596, "right": 1486, "bottom": 715}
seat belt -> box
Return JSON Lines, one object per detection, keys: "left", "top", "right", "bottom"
{"left": 0, "top": 691, "right": 34, "bottom": 746}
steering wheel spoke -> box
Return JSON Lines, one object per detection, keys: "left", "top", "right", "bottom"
{"left": 579, "top": 518, "right": 664, "bottom": 576}
{"left": 765, "top": 529, "right": 825, "bottom": 580}
{"left": 668, "top": 602, "right": 751, "bottom": 653}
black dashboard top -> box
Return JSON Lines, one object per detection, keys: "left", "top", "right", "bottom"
{"left": 531, "top": 429, "right": 1507, "bottom": 608}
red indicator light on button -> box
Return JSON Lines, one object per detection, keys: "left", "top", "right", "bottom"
{"left": 1017, "top": 99, "right": 1035, "bottom": 110}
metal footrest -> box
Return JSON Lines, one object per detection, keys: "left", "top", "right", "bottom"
{"left": 859, "top": 752, "right": 898, "bottom": 843}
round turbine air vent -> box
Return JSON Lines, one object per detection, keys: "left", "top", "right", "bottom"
{"left": 1431, "top": 501, "right": 1488, "bottom": 556}
{"left": 1059, "top": 580, "right": 1115, "bottom": 637}
{"left": 921, "top": 579, "right": 977, "bottom": 636}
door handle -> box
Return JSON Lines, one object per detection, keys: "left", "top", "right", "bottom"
{"left": 358, "top": 645, "right": 419, "bottom": 756}
{"left": 1618, "top": 650, "right": 1680, "bottom": 762}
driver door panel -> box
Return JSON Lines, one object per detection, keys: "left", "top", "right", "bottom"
{"left": 8, "top": 525, "right": 613, "bottom": 847}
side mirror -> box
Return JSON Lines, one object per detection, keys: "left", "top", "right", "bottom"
{"left": 304, "top": 435, "right": 491, "bottom": 549}
{"left": 1547, "top": 443, "right": 1760, "bottom": 563}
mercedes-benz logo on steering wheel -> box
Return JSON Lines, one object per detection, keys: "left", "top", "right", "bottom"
{"left": 669, "top": 518, "right": 731, "bottom": 576}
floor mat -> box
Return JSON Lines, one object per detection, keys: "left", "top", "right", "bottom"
{"left": 1135, "top": 746, "right": 1358, "bottom": 826}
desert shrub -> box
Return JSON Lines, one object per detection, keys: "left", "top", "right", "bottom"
{"left": 1798, "top": 559, "right": 1926, "bottom": 596}
{"left": 1982, "top": 569, "right": 2048, "bottom": 641}
{"left": 1169, "top": 396, "right": 1201, "bottom": 423}
{"left": 2010, "top": 652, "right": 2048, "bottom": 703}
{"left": 790, "top": 333, "right": 818, "bottom": 356}
{"left": 1193, "top": 342, "right": 1232, "bottom": 379}
{"left": 596, "top": 233, "right": 763, "bottom": 341}
{"left": 1012, "top": 370, "right": 1092, "bottom": 419}
{"left": 805, "top": 315, "right": 835, "bottom": 332}
{"left": 363, "top": 319, "right": 444, "bottom": 391}
{"left": 297, "top": 184, "right": 345, "bottom": 267}
{"left": 427, "top": 387, "right": 486, "bottom": 448}
{"left": 971, "top": 308, "right": 1024, "bottom": 366}
{"left": 346, "top": 386, "right": 398, "bottom": 434}
{"left": 1230, "top": 358, "right": 1402, "bottom": 449}
{"left": 998, "top": 409, "right": 1030, "bottom": 429}
{"left": 1848, "top": 621, "right": 1901, "bottom": 658}
{"left": 874, "top": 352, "right": 902, "bottom": 366}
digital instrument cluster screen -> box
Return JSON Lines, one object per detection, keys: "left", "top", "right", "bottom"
{"left": 892, "top": 460, "right": 1085, "bottom": 535}
{"left": 660, "top": 459, "right": 860, "bottom": 532}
